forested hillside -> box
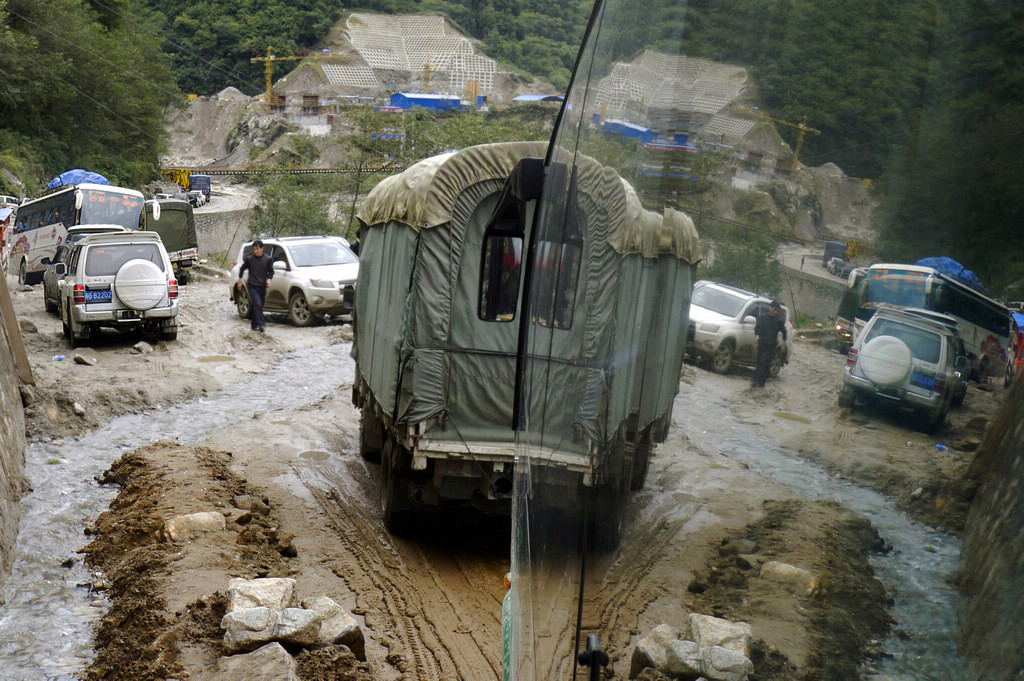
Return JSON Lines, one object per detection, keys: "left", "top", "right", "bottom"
{"left": 0, "top": 0, "right": 179, "bottom": 188}
{"left": 1, "top": 0, "right": 1022, "bottom": 292}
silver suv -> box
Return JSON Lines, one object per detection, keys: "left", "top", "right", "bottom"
{"left": 686, "top": 281, "right": 794, "bottom": 375}
{"left": 228, "top": 235, "right": 358, "bottom": 326}
{"left": 56, "top": 231, "right": 179, "bottom": 347}
{"left": 840, "top": 306, "right": 970, "bottom": 431}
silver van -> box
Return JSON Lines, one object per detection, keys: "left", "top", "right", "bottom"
{"left": 840, "top": 306, "right": 970, "bottom": 431}
{"left": 56, "top": 231, "right": 179, "bottom": 347}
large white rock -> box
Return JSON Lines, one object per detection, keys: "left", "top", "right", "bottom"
{"left": 759, "top": 561, "right": 819, "bottom": 598}
{"left": 629, "top": 623, "right": 682, "bottom": 678}
{"left": 221, "top": 607, "right": 277, "bottom": 654}
{"left": 689, "top": 614, "right": 753, "bottom": 656}
{"left": 276, "top": 608, "right": 320, "bottom": 648}
{"left": 227, "top": 577, "right": 298, "bottom": 612}
{"left": 665, "top": 639, "right": 704, "bottom": 679}
{"left": 701, "top": 645, "right": 753, "bottom": 681}
{"left": 210, "top": 642, "right": 300, "bottom": 681}
{"left": 162, "top": 511, "right": 226, "bottom": 542}
{"left": 221, "top": 606, "right": 319, "bottom": 654}
{"left": 303, "top": 596, "right": 366, "bottom": 660}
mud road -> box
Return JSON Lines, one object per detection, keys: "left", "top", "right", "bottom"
{"left": 5, "top": 269, "right": 1002, "bottom": 681}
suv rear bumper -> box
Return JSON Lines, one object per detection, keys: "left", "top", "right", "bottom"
{"left": 842, "top": 370, "right": 943, "bottom": 412}
{"left": 72, "top": 302, "right": 178, "bottom": 324}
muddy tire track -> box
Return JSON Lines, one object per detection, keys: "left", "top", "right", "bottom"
{"left": 298, "top": 459, "right": 505, "bottom": 681}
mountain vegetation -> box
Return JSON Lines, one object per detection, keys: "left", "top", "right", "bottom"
{"left": 0, "top": 0, "right": 1022, "bottom": 292}
{"left": 0, "top": 0, "right": 179, "bottom": 189}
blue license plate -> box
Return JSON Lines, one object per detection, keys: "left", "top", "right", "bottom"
{"left": 910, "top": 372, "right": 935, "bottom": 389}
{"left": 84, "top": 289, "right": 112, "bottom": 302}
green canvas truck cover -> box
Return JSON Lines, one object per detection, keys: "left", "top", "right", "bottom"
{"left": 145, "top": 199, "right": 198, "bottom": 256}
{"left": 353, "top": 141, "right": 700, "bottom": 450}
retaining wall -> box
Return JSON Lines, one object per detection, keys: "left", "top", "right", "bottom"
{"left": 958, "top": 378, "right": 1024, "bottom": 680}
{"left": 0, "top": 295, "right": 27, "bottom": 601}
{"left": 194, "top": 209, "right": 252, "bottom": 261}
{"left": 778, "top": 266, "right": 846, "bottom": 324}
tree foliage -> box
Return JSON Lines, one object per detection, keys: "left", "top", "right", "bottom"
{"left": 0, "top": 0, "right": 181, "bottom": 190}
{"left": 132, "top": 0, "right": 345, "bottom": 97}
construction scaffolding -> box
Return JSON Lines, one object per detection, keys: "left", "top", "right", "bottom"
{"left": 341, "top": 13, "right": 499, "bottom": 95}
{"left": 594, "top": 50, "right": 750, "bottom": 140}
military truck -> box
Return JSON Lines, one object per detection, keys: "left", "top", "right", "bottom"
{"left": 144, "top": 198, "right": 199, "bottom": 284}
{"left": 351, "top": 141, "right": 700, "bottom": 543}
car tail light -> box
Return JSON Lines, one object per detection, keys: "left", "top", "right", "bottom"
{"left": 168, "top": 280, "right": 178, "bottom": 299}
{"left": 846, "top": 348, "right": 859, "bottom": 367}
{"left": 73, "top": 285, "right": 85, "bottom": 304}
{"left": 934, "top": 373, "right": 946, "bottom": 392}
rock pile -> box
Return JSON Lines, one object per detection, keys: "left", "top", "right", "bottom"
{"left": 629, "top": 614, "right": 754, "bottom": 681}
{"left": 213, "top": 577, "right": 365, "bottom": 681}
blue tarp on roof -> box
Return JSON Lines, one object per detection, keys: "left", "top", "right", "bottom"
{"left": 0, "top": 207, "right": 13, "bottom": 222}
{"left": 916, "top": 256, "right": 986, "bottom": 293}
{"left": 47, "top": 169, "right": 109, "bottom": 189}
{"left": 1012, "top": 312, "right": 1024, "bottom": 330}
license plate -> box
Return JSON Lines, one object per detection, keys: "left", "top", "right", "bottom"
{"left": 910, "top": 372, "right": 935, "bottom": 389}
{"left": 84, "top": 289, "right": 112, "bottom": 302}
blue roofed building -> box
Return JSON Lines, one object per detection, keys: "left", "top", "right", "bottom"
{"left": 390, "top": 93, "right": 462, "bottom": 111}
{"left": 601, "top": 118, "right": 657, "bottom": 144}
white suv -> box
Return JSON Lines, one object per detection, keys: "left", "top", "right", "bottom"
{"left": 56, "top": 231, "right": 179, "bottom": 347}
{"left": 687, "top": 281, "right": 794, "bottom": 376}
{"left": 228, "top": 235, "right": 358, "bottom": 326}
{"left": 840, "top": 306, "right": 970, "bottom": 431}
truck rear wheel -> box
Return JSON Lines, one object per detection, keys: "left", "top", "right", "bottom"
{"left": 380, "top": 439, "right": 413, "bottom": 535}
{"left": 630, "top": 436, "right": 653, "bottom": 491}
{"left": 360, "top": 408, "right": 383, "bottom": 462}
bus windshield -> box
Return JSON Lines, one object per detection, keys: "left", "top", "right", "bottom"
{"left": 863, "top": 269, "right": 928, "bottom": 309}
{"left": 79, "top": 188, "right": 144, "bottom": 230}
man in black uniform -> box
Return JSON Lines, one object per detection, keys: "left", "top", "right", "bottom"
{"left": 752, "top": 300, "right": 788, "bottom": 387}
{"left": 236, "top": 239, "right": 274, "bottom": 333}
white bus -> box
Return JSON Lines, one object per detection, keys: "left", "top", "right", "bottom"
{"left": 9, "top": 183, "right": 145, "bottom": 284}
{"left": 835, "top": 263, "right": 1010, "bottom": 379}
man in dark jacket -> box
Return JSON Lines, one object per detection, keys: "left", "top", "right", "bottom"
{"left": 752, "top": 300, "right": 788, "bottom": 387}
{"left": 236, "top": 239, "right": 274, "bottom": 333}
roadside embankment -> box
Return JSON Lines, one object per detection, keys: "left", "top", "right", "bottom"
{"left": 0, "top": 276, "right": 28, "bottom": 600}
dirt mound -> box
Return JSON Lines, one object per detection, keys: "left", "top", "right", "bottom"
{"left": 79, "top": 442, "right": 373, "bottom": 681}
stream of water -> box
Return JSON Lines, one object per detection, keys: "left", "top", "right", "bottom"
{"left": 680, "top": 408, "right": 965, "bottom": 681}
{"left": 0, "top": 344, "right": 354, "bottom": 681}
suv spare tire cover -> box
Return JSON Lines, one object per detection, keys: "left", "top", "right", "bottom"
{"left": 114, "top": 259, "right": 166, "bottom": 310}
{"left": 859, "top": 335, "right": 913, "bottom": 385}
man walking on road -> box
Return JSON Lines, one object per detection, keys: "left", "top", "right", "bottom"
{"left": 237, "top": 239, "right": 274, "bottom": 333}
{"left": 752, "top": 300, "right": 788, "bottom": 387}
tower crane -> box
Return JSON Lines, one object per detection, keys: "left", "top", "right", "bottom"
{"left": 250, "top": 46, "right": 336, "bottom": 113}
{"left": 744, "top": 110, "right": 821, "bottom": 171}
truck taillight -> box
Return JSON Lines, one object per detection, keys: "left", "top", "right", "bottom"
{"left": 168, "top": 280, "right": 178, "bottom": 299}
{"left": 846, "top": 348, "right": 859, "bottom": 367}
{"left": 934, "top": 373, "right": 946, "bottom": 392}
{"left": 73, "top": 285, "right": 85, "bottom": 304}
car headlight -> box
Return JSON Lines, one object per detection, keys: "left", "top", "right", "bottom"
{"left": 309, "top": 279, "right": 334, "bottom": 288}
{"left": 698, "top": 322, "right": 720, "bottom": 333}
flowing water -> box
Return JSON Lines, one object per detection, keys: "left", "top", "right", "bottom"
{"left": 680, "top": 405, "right": 965, "bottom": 681}
{"left": 0, "top": 344, "right": 354, "bottom": 681}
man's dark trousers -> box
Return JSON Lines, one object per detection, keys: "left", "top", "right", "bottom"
{"left": 247, "top": 284, "right": 267, "bottom": 330}
{"left": 753, "top": 343, "right": 774, "bottom": 387}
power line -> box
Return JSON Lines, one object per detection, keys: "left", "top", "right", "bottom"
{"left": 87, "top": 0, "right": 265, "bottom": 94}
{"left": 2, "top": 5, "right": 182, "bottom": 102}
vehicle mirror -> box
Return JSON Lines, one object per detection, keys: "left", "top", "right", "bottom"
{"left": 152, "top": 201, "right": 161, "bottom": 221}
{"left": 55, "top": 263, "right": 66, "bottom": 275}
{"left": 273, "top": 261, "right": 287, "bottom": 270}
{"left": 743, "top": 315, "right": 757, "bottom": 324}
{"left": 74, "top": 190, "right": 83, "bottom": 211}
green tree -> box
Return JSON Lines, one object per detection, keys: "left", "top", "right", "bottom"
{"left": 249, "top": 174, "right": 337, "bottom": 238}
